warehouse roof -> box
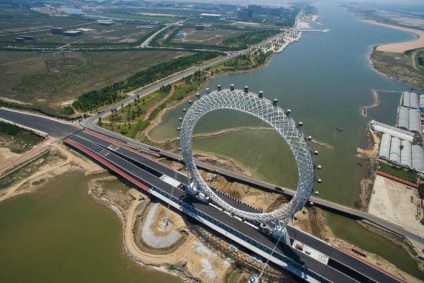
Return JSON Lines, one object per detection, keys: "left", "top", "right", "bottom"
{"left": 412, "top": 145, "right": 424, "bottom": 172}
{"left": 371, "top": 121, "right": 414, "bottom": 143}
{"left": 379, "top": 133, "right": 391, "bottom": 160}
{"left": 389, "top": 137, "right": 401, "bottom": 164}
{"left": 400, "top": 140, "right": 412, "bottom": 168}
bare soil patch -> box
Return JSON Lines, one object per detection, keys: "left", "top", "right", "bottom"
{"left": 0, "top": 50, "right": 190, "bottom": 113}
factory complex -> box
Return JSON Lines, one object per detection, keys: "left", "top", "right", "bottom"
{"left": 372, "top": 91, "right": 424, "bottom": 173}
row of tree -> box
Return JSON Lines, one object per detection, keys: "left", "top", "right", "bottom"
{"left": 73, "top": 51, "right": 220, "bottom": 112}
{"left": 222, "top": 30, "right": 279, "bottom": 50}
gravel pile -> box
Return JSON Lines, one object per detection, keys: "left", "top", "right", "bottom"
{"left": 141, "top": 202, "right": 181, "bottom": 249}
{"left": 200, "top": 259, "right": 216, "bottom": 279}
{"left": 193, "top": 241, "right": 212, "bottom": 256}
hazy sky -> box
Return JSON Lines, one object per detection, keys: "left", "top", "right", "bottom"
{"left": 156, "top": 0, "right": 424, "bottom": 7}
{"left": 335, "top": 0, "right": 423, "bottom": 5}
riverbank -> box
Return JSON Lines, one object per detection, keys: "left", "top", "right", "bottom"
{"left": 362, "top": 20, "right": 424, "bottom": 53}
{"left": 1, "top": 133, "right": 422, "bottom": 281}
{"left": 313, "top": 207, "right": 422, "bottom": 283}
{"left": 0, "top": 141, "right": 102, "bottom": 203}
{"left": 86, "top": 162, "right": 299, "bottom": 282}
{"left": 138, "top": 18, "right": 317, "bottom": 143}
{"left": 355, "top": 119, "right": 424, "bottom": 278}
{"left": 363, "top": 19, "right": 424, "bottom": 90}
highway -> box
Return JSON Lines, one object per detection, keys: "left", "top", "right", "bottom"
{"left": 76, "top": 129, "right": 261, "bottom": 214}
{"left": 64, "top": 130, "right": 404, "bottom": 283}
{"left": 81, "top": 58, "right": 219, "bottom": 130}
{"left": 0, "top": 107, "right": 423, "bottom": 246}
{"left": 0, "top": 108, "right": 408, "bottom": 282}
{"left": 74, "top": 40, "right": 420, "bottom": 245}
{"left": 139, "top": 25, "right": 171, "bottom": 48}
{"left": 0, "top": 24, "right": 416, "bottom": 281}
{"left": 84, "top": 115, "right": 424, "bottom": 245}
{"left": 63, "top": 132, "right": 354, "bottom": 283}
{"left": 0, "top": 108, "right": 79, "bottom": 138}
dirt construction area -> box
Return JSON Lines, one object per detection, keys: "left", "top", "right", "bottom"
{"left": 369, "top": 175, "right": 424, "bottom": 238}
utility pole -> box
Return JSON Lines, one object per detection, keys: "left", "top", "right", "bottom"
{"left": 45, "top": 60, "right": 50, "bottom": 73}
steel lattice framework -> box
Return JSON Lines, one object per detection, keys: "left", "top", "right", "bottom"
{"left": 180, "top": 88, "right": 315, "bottom": 230}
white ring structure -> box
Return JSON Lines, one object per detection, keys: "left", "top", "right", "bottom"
{"left": 180, "top": 88, "right": 315, "bottom": 229}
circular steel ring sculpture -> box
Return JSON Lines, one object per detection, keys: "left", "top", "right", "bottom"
{"left": 180, "top": 88, "right": 315, "bottom": 229}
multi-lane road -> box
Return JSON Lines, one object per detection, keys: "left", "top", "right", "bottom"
{"left": 1, "top": 107, "right": 423, "bottom": 247}
{"left": 66, "top": 129, "right": 407, "bottom": 283}
{"left": 0, "top": 108, "right": 79, "bottom": 138}
{"left": 0, "top": 108, "right": 411, "bottom": 282}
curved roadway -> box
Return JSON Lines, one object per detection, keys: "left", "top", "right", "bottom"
{"left": 0, "top": 107, "right": 423, "bottom": 246}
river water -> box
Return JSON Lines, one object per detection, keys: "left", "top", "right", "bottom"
{"left": 0, "top": 172, "right": 180, "bottom": 283}
{"left": 150, "top": 4, "right": 414, "bottom": 205}
{"left": 150, "top": 3, "right": 424, "bottom": 279}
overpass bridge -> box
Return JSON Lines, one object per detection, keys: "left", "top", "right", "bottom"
{"left": 63, "top": 129, "right": 404, "bottom": 283}
{"left": 0, "top": 107, "right": 423, "bottom": 246}
{"left": 0, "top": 107, "right": 409, "bottom": 282}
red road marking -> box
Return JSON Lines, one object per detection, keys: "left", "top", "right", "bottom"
{"left": 64, "top": 139, "right": 150, "bottom": 192}
{"left": 83, "top": 129, "right": 161, "bottom": 163}
{"left": 376, "top": 171, "right": 418, "bottom": 188}
{"left": 65, "top": 136, "right": 405, "bottom": 283}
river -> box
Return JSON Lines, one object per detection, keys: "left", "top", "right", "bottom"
{"left": 150, "top": 3, "right": 424, "bottom": 279}
{"left": 0, "top": 172, "right": 181, "bottom": 283}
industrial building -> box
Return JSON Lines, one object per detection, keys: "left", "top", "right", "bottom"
{"left": 372, "top": 118, "right": 424, "bottom": 172}
{"left": 372, "top": 91, "right": 424, "bottom": 172}
{"left": 401, "top": 140, "right": 412, "bottom": 168}
{"left": 402, "top": 91, "right": 419, "bottom": 109}
{"left": 15, "top": 35, "right": 35, "bottom": 42}
{"left": 51, "top": 27, "right": 64, "bottom": 34}
{"left": 200, "top": 13, "right": 221, "bottom": 20}
{"left": 63, "top": 30, "right": 82, "bottom": 36}
{"left": 412, "top": 145, "right": 424, "bottom": 172}
{"left": 378, "top": 133, "right": 391, "bottom": 160}
{"left": 97, "top": 19, "right": 115, "bottom": 26}
{"left": 398, "top": 106, "right": 409, "bottom": 130}
{"left": 371, "top": 121, "right": 414, "bottom": 143}
{"left": 389, "top": 137, "right": 401, "bottom": 164}
{"left": 377, "top": 134, "right": 423, "bottom": 171}
{"left": 397, "top": 106, "right": 421, "bottom": 133}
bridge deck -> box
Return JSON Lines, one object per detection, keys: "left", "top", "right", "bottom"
{"left": 64, "top": 132, "right": 405, "bottom": 283}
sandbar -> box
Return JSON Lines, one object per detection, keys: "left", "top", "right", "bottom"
{"left": 363, "top": 20, "right": 424, "bottom": 53}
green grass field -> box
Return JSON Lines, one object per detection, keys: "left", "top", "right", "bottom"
{"left": 415, "top": 48, "right": 424, "bottom": 71}
{"left": 371, "top": 50, "right": 424, "bottom": 90}
{"left": 378, "top": 162, "right": 418, "bottom": 183}
{"left": 101, "top": 72, "right": 207, "bottom": 138}
{"left": 0, "top": 50, "right": 191, "bottom": 114}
